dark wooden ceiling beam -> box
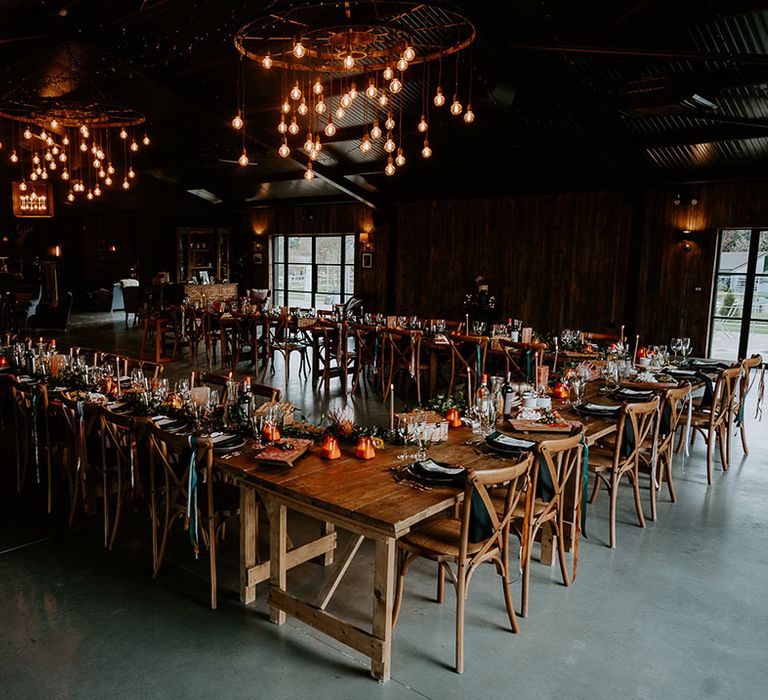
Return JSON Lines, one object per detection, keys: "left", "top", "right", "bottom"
{"left": 635, "top": 123, "right": 768, "bottom": 149}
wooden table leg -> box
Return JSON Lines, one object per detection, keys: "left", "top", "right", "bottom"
{"left": 540, "top": 521, "right": 555, "bottom": 567}
{"left": 240, "top": 484, "right": 258, "bottom": 605}
{"left": 268, "top": 498, "right": 287, "bottom": 625}
{"left": 371, "top": 537, "right": 395, "bottom": 682}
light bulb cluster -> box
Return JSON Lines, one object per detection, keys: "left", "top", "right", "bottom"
{"left": 237, "top": 31, "right": 476, "bottom": 178}
{"left": 3, "top": 117, "right": 149, "bottom": 203}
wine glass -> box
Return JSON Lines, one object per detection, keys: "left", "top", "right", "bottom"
{"left": 570, "top": 376, "right": 585, "bottom": 406}
{"left": 681, "top": 337, "right": 691, "bottom": 360}
{"left": 413, "top": 412, "right": 429, "bottom": 461}
{"left": 670, "top": 338, "right": 682, "bottom": 361}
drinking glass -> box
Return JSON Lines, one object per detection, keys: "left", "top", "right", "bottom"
{"left": 436, "top": 319, "right": 446, "bottom": 333}
{"left": 570, "top": 377, "right": 585, "bottom": 406}
{"left": 681, "top": 337, "right": 691, "bottom": 359}
{"left": 174, "top": 378, "right": 190, "bottom": 398}
{"left": 413, "top": 412, "right": 429, "bottom": 460}
{"left": 156, "top": 377, "right": 169, "bottom": 399}
{"left": 208, "top": 389, "right": 220, "bottom": 409}
{"left": 670, "top": 338, "right": 682, "bottom": 361}
{"left": 396, "top": 415, "right": 417, "bottom": 461}
{"left": 130, "top": 367, "right": 144, "bottom": 389}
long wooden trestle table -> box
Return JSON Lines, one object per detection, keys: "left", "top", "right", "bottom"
{"left": 215, "top": 403, "right": 618, "bottom": 681}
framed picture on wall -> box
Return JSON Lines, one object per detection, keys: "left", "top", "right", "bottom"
{"left": 252, "top": 252, "right": 264, "bottom": 265}
{"left": 361, "top": 252, "right": 373, "bottom": 269}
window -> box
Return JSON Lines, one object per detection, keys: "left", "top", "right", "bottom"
{"left": 272, "top": 234, "right": 355, "bottom": 310}
{"left": 709, "top": 229, "right": 768, "bottom": 360}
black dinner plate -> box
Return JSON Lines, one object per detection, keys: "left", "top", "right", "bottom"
{"left": 485, "top": 431, "right": 537, "bottom": 453}
{"left": 573, "top": 403, "right": 622, "bottom": 418}
{"left": 407, "top": 460, "right": 465, "bottom": 486}
{"left": 212, "top": 436, "right": 246, "bottom": 453}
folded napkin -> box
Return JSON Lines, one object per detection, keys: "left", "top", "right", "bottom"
{"left": 582, "top": 402, "right": 620, "bottom": 412}
{"left": 211, "top": 433, "right": 237, "bottom": 445}
{"left": 616, "top": 388, "right": 652, "bottom": 396}
{"left": 668, "top": 369, "right": 697, "bottom": 376}
{"left": 414, "top": 459, "right": 465, "bottom": 476}
{"left": 487, "top": 431, "right": 536, "bottom": 450}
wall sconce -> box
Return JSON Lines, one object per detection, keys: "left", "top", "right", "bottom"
{"left": 677, "top": 229, "right": 694, "bottom": 251}
{"left": 359, "top": 231, "right": 374, "bottom": 251}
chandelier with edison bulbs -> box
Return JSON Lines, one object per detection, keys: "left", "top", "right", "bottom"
{"left": 233, "top": 1, "right": 475, "bottom": 178}
{"left": 0, "top": 100, "right": 149, "bottom": 202}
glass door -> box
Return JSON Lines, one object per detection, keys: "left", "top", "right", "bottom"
{"left": 710, "top": 229, "right": 768, "bottom": 360}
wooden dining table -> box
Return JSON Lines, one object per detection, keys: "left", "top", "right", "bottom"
{"left": 214, "top": 393, "right": 621, "bottom": 682}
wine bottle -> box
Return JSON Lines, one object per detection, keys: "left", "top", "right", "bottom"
{"left": 502, "top": 371, "right": 516, "bottom": 418}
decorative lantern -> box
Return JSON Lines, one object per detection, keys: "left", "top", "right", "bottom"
{"left": 552, "top": 381, "right": 570, "bottom": 399}
{"left": 355, "top": 436, "right": 376, "bottom": 460}
{"left": 445, "top": 407, "right": 462, "bottom": 428}
{"left": 321, "top": 435, "right": 341, "bottom": 460}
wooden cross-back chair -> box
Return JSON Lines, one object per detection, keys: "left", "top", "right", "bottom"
{"left": 97, "top": 405, "right": 139, "bottom": 550}
{"left": 147, "top": 424, "right": 230, "bottom": 609}
{"left": 219, "top": 315, "right": 244, "bottom": 371}
{"left": 497, "top": 339, "right": 546, "bottom": 383}
{"left": 312, "top": 319, "right": 350, "bottom": 391}
{"left": 379, "top": 327, "right": 426, "bottom": 403}
{"left": 734, "top": 354, "right": 763, "bottom": 456}
{"left": 643, "top": 383, "right": 691, "bottom": 521}
{"left": 392, "top": 453, "right": 534, "bottom": 673}
{"left": 267, "top": 314, "right": 310, "bottom": 382}
{"left": 35, "top": 383, "right": 72, "bottom": 514}
{"left": 8, "top": 376, "right": 36, "bottom": 497}
{"left": 444, "top": 332, "right": 488, "bottom": 396}
{"left": 510, "top": 431, "right": 585, "bottom": 618}
{"left": 57, "top": 392, "right": 92, "bottom": 526}
{"left": 684, "top": 365, "right": 741, "bottom": 485}
{"left": 346, "top": 322, "right": 380, "bottom": 395}
{"left": 588, "top": 398, "right": 660, "bottom": 549}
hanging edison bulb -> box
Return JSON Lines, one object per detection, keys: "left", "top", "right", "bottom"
{"left": 385, "top": 156, "right": 396, "bottom": 176}
{"left": 370, "top": 120, "right": 382, "bottom": 140}
{"left": 359, "top": 134, "right": 371, "bottom": 153}
{"left": 62, "top": 135, "right": 69, "bottom": 146}
{"left": 278, "top": 139, "right": 290, "bottom": 157}
{"left": 340, "top": 93, "right": 351, "bottom": 108}
{"left": 32, "top": 152, "right": 40, "bottom": 165}
{"left": 450, "top": 96, "right": 463, "bottom": 115}
{"left": 19, "top": 181, "right": 27, "bottom": 191}
{"left": 282, "top": 99, "right": 291, "bottom": 114}
{"left": 91, "top": 144, "right": 98, "bottom": 154}
{"left": 343, "top": 53, "right": 355, "bottom": 69}
{"left": 96, "top": 148, "right": 105, "bottom": 160}
{"left": 290, "top": 82, "right": 302, "bottom": 100}
{"left": 289, "top": 117, "right": 299, "bottom": 135}
{"left": 304, "top": 162, "right": 315, "bottom": 180}
{"left": 293, "top": 41, "right": 306, "bottom": 59}
{"left": 122, "top": 180, "right": 130, "bottom": 190}
{"left": 278, "top": 116, "right": 288, "bottom": 134}
{"left": 418, "top": 115, "right": 428, "bottom": 132}
{"left": 67, "top": 191, "right": 75, "bottom": 202}
{"left": 262, "top": 54, "right": 273, "bottom": 69}
{"left": 349, "top": 83, "right": 358, "bottom": 99}
{"left": 383, "top": 66, "right": 394, "bottom": 81}
{"left": 119, "top": 128, "right": 127, "bottom": 139}
{"left": 94, "top": 184, "right": 102, "bottom": 197}
{"left": 128, "top": 167, "right": 135, "bottom": 179}
{"left": 238, "top": 149, "right": 249, "bottom": 166}
{"left": 403, "top": 45, "right": 416, "bottom": 62}
{"left": 304, "top": 132, "right": 314, "bottom": 153}
{"left": 421, "top": 138, "right": 432, "bottom": 158}
{"left": 49, "top": 161, "right": 57, "bottom": 171}
{"left": 389, "top": 78, "right": 402, "bottom": 94}
{"left": 40, "top": 170, "right": 48, "bottom": 180}
{"left": 93, "top": 158, "right": 101, "bottom": 169}
{"left": 105, "top": 176, "right": 112, "bottom": 186}
{"left": 59, "top": 153, "right": 67, "bottom": 163}
{"left": 50, "top": 118, "right": 59, "bottom": 129}
{"left": 61, "top": 168, "right": 69, "bottom": 180}
{"left": 313, "top": 78, "right": 323, "bottom": 95}
{"left": 52, "top": 145, "right": 60, "bottom": 155}
{"left": 464, "top": 105, "right": 475, "bottom": 123}
{"left": 385, "top": 114, "right": 395, "bottom": 130}
{"left": 309, "top": 147, "right": 319, "bottom": 161}
{"left": 107, "top": 163, "right": 115, "bottom": 175}
{"left": 80, "top": 141, "right": 88, "bottom": 152}
{"left": 46, "top": 137, "right": 54, "bottom": 146}
{"left": 232, "top": 112, "right": 244, "bottom": 129}
{"left": 143, "top": 134, "right": 150, "bottom": 146}
{"left": 324, "top": 118, "right": 336, "bottom": 137}
{"left": 336, "top": 105, "right": 345, "bottom": 120}
{"left": 315, "top": 96, "right": 326, "bottom": 114}
{"left": 23, "top": 127, "right": 32, "bottom": 139}
{"left": 395, "top": 147, "right": 406, "bottom": 167}
{"left": 378, "top": 91, "right": 389, "bottom": 107}
{"left": 396, "top": 57, "right": 409, "bottom": 72}
{"left": 10, "top": 150, "right": 18, "bottom": 163}
{"left": 366, "top": 81, "right": 377, "bottom": 99}
{"left": 44, "top": 150, "right": 53, "bottom": 161}
{"left": 434, "top": 86, "right": 445, "bottom": 106}
{"left": 297, "top": 98, "right": 308, "bottom": 116}
{"left": 314, "top": 135, "right": 322, "bottom": 152}
{"left": 384, "top": 134, "right": 396, "bottom": 152}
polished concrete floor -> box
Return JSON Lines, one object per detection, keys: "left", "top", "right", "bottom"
{"left": 1, "top": 312, "right": 767, "bottom": 699}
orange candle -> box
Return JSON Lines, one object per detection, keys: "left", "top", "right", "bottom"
{"left": 262, "top": 423, "right": 280, "bottom": 442}
{"left": 355, "top": 436, "right": 375, "bottom": 460}
{"left": 445, "top": 407, "right": 462, "bottom": 428}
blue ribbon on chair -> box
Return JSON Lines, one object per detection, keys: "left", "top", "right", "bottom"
{"left": 187, "top": 435, "right": 200, "bottom": 558}
{"left": 580, "top": 434, "right": 589, "bottom": 537}
{"left": 476, "top": 344, "right": 482, "bottom": 380}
